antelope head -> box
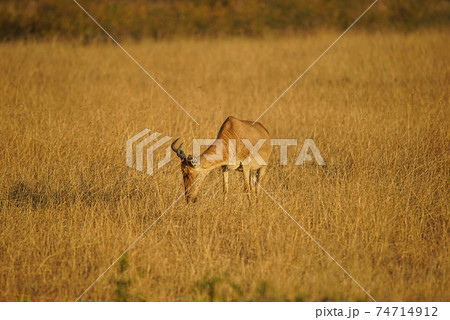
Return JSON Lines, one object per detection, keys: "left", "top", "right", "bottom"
{"left": 171, "top": 138, "right": 201, "bottom": 203}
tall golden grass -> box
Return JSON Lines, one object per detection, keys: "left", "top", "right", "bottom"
{"left": 0, "top": 30, "right": 448, "bottom": 301}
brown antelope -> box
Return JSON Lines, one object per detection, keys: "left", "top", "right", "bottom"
{"left": 171, "top": 116, "right": 272, "bottom": 203}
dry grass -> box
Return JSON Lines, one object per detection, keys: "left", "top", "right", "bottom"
{"left": 0, "top": 30, "right": 448, "bottom": 301}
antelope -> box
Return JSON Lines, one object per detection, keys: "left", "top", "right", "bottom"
{"left": 171, "top": 116, "right": 272, "bottom": 203}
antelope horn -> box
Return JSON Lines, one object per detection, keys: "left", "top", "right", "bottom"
{"left": 171, "top": 138, "right": 187, "bottom": 160}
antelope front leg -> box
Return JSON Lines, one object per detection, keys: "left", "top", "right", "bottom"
{"left": 242, "top": 166, "right": 253, "bottom": 204}
{"left": 222, "top": 166, "right": 229, "bottom": 201}
{"left": 249, "top": 171, "right": 255, "bottom": 193}
{"left": 255, "top": 166, "right": 267, "bottom": 196}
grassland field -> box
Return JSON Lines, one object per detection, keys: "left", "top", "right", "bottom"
{"left": 0, "top": 30, "right": 448, "bottom": 301}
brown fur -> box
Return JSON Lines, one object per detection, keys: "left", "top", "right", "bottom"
{"left": 179, "top": 116, "right": 272, "bottom": 203}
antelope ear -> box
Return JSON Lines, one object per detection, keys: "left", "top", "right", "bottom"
{"left": 187, "top": 155, "right": 199, "bottom": 167}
